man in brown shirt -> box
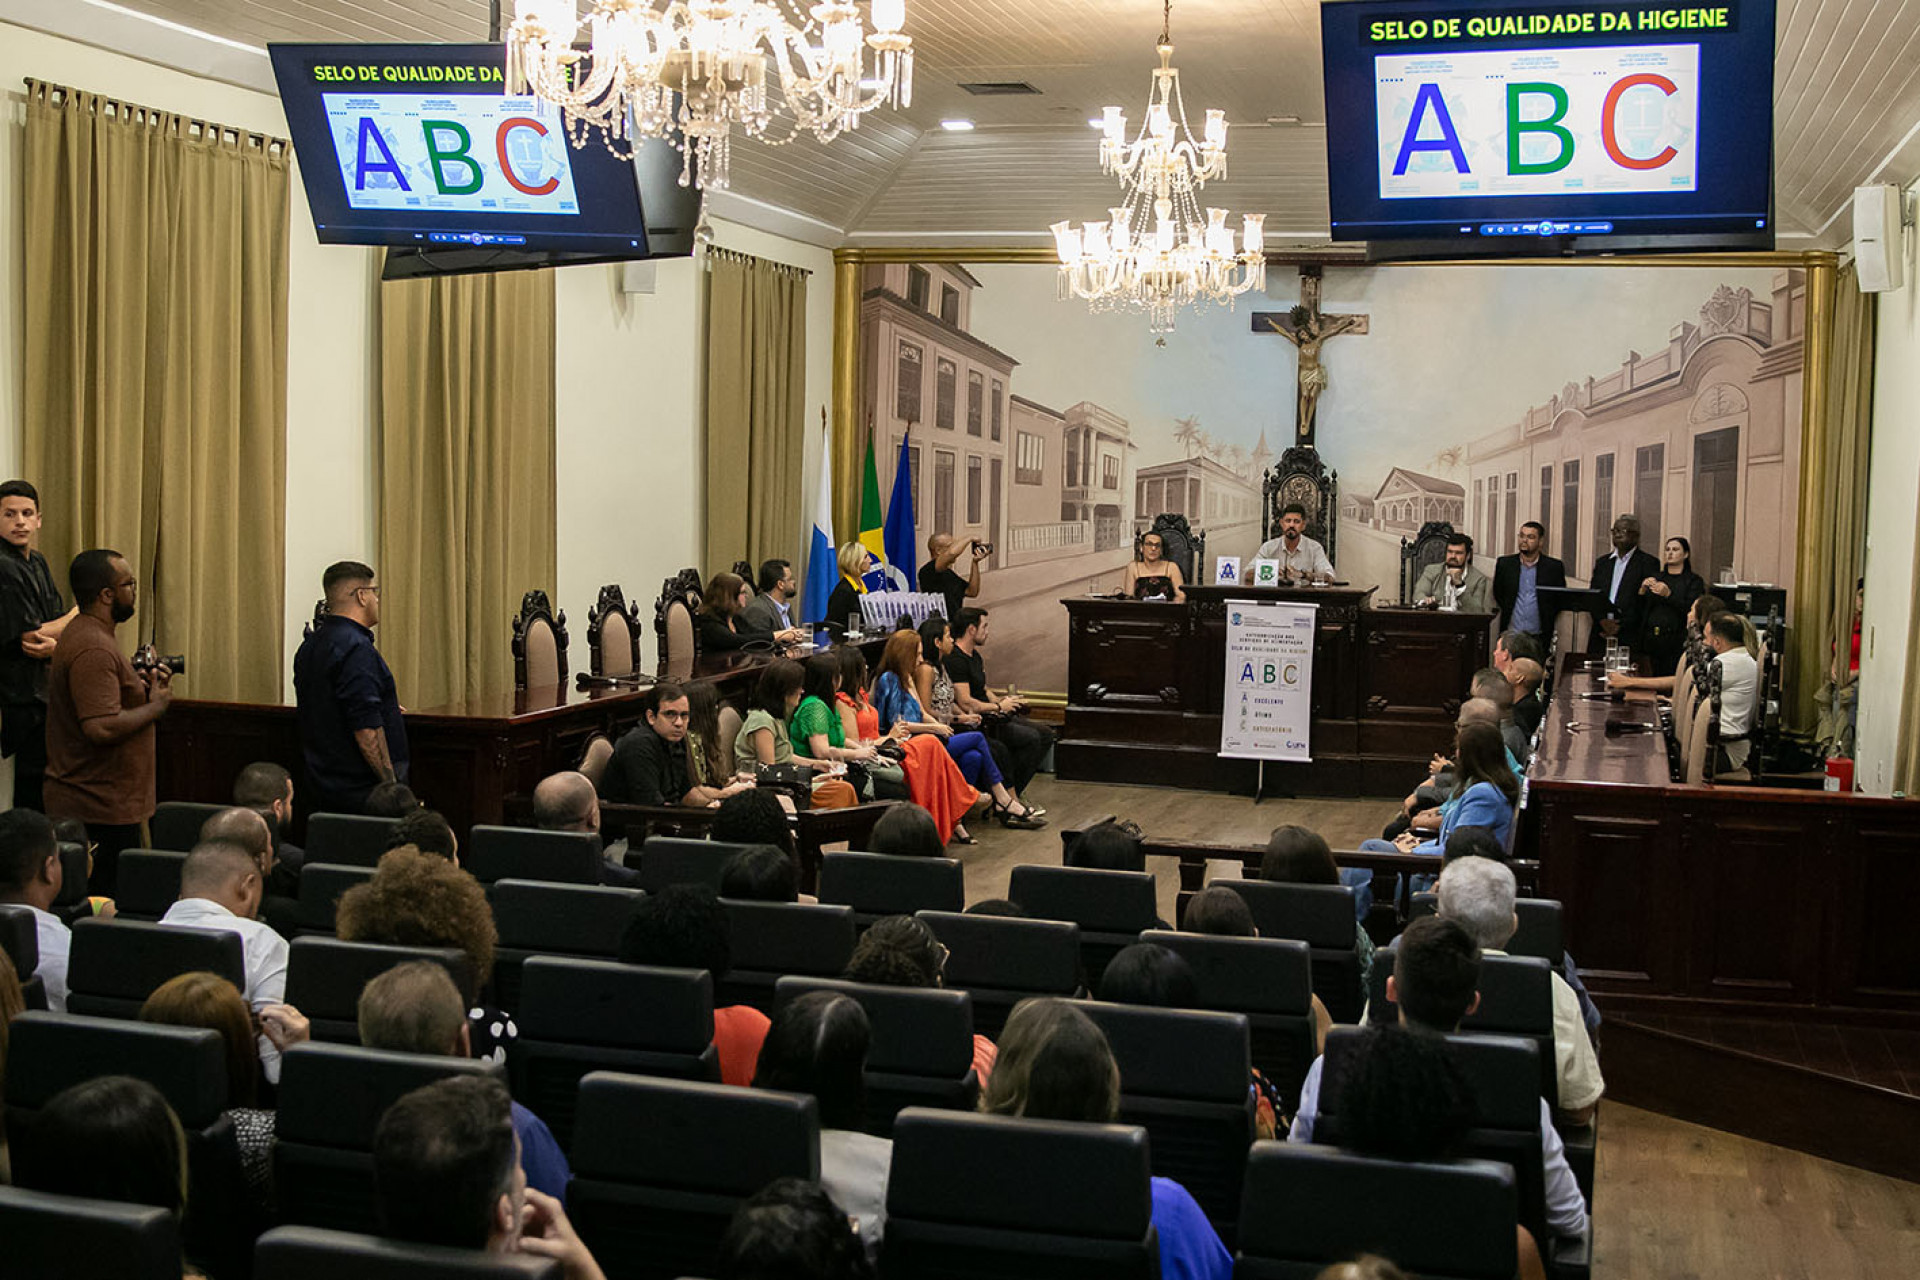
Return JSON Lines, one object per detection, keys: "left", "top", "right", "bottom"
{"left": 45, "top": 549, "right": 171, "bottom": 895}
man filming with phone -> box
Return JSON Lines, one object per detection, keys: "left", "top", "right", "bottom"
{"left": 919, "top": 533, "right": 987, "bottom": 623}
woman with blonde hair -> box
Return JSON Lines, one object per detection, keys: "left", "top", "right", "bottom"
{"left": 826, "top": 543, "right": 873, "bottom": 639}
{"left": 982, "top": 998, "right": 1230, "bottom": 1280}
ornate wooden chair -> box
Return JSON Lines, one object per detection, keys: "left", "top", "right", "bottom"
{"left": 1135, "top": 514, "right": 1206, "bottom": 584}
{"left": 1262, "top": 446, "right": 1339, "bottom": 564}
{"left": 303, "top": 599, "right": 327, "bottom": 641}
{"left": 511, "top": 591, "right": 570, "bottom": 692}
{"left": 586, "top": 585, "right": 643, "bottom": 678}
{"left": 653, "top": 569, "right": 704, "bottom": 673}
{"left": 1398, "top": 521, "right": 1456, "bottom": 606}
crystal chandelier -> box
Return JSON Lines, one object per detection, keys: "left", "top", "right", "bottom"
{"left": 506, "top": 0, "right": 914, "bottom": 191}
{"left": 1050, "top": 0, "right": 1265, "bottom": 334}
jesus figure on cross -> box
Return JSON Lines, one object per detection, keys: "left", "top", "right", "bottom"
{"left": 1252, "top": 265, "right": 1368, "bottom": 447}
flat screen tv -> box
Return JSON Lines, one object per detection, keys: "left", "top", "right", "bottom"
{"left": 1320, "top": 0, "right": 1775, "bottom": 257}
{"left": 269, "top": 42, "right": 700, "bottom": 275}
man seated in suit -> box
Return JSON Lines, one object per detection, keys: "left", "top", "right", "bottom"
{"left": 1588, "top": 514, "right": 1660, "bottom": 655}
{"left": 739, "top": 559, "right": 805, "bottom": 642}
{"left": 1492, "top": 521, "right": 1566, "bottom": 640}
{"left": 1413, "top": 533, "right": 1494, "bottom": 613}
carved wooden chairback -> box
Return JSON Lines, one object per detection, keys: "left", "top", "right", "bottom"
{"left": 587, "top": 584, "right": 643, "bottom": 678}
{"left": 512, "top": 590, "right": 570, "bottom": 692}
{"left": 654, "top": 568, "right": 704, "bottom": 669}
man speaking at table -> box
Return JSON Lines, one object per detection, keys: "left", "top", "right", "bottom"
{"left": 1253, "top": 503, "right": 1335, "bottom": 584}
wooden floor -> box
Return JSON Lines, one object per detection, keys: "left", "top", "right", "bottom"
{"left": 952, "top": 775, "right": 1920, "bottom": 1279}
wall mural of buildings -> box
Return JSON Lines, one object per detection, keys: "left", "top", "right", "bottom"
{"left": 857, "top": 261, "right": 1805, "bottom": 693}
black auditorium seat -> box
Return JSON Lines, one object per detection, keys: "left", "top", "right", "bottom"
{"left": 1141, "top": 929, "right": 1318, "bottom": 1107}
{"left": 636, "top": 836, "right": 754, "bottom": 894}
{"left": 508, "top": 956, "right": 720, "bottom": 1149}
{"left": 1006, "top": 864, "right": 1159, "bottom": 990}
{"left": 112, "top": 850, "right": 188, "bottom": 922}
{"left": 1223, "top": 880, "right": 1365, "bottom": 1023}
{"left": 0, "top": 903, "right": 45, "bottom": 1009}
{"left": 718, "top": 900, "right": 856, "bottom": 1012}
{"left": 817, "top": 852, "right": 964, "bottom": 928}
{"left": 464, "top": 826, "right": 604, "bottom": 887}
{"left": 883, "top": 1108, "right": 1160, "bottom": 1280}
{"left": 490, "top": 880, "right": 643, "bottom": 1008}
{"left": 292, "top": 863, "right": 378, "bottom": 937}
{"left": 775, "top": 975, "right": 979, "bottom": 1134}
{"left": 566, "top": 1073, "right": 818, "bottom": 1280}
{"left": 1368, "top": 945, "right": 1559, "bottom": 1105}
{"left": 149, "top": 801, "right": 227, "bottom": 852}
{"left": 304, "top": 813, "right": 402, "bottom": 868}
{"left": 1407, "top": 891, "right": 1566, "bottom": 963}
{"left": 0, "top": 1186, "right": 183, "bottom": 1280}
{"left": 916, "top": 910, "right": 1081, "bottom": 1039}
{"left": 65, "top": 918, "right": 246, "bottom": 1020}
{"left": 283, "top": 937, "right": 473, "bottom": 1044}
{"left": 254, "top": 1225, "right": 561, "bottom": 1278}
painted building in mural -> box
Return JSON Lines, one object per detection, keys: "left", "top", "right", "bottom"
{"left": 861, "top": 263, "right": 1136, "bottom": 575}
{"left": 1134, "top": 454, "right": 1262, "bottom": 554}
{"left": 1460, "top": 270, "right": 1805, "bottom": 586}
{"left": 1373, "top": 468, "right": 1467, "bottom": 534}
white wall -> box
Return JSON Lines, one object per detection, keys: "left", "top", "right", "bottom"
{"left": 1854, "top": 176, "right": 1920, "bottom": 795}
{"left": 1, "top": 20, "right": 837, "bottom": 697}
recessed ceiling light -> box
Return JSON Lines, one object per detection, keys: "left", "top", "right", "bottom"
{"left": 940, "top": 118, "right": 975, "bottom": 131}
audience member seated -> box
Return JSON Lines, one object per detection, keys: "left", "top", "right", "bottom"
{"left": 12, "top": 1075, "right": 193, "bottom": 1257}
{"left": 0, "top": 949, "right": 19, "bottom": 1169}
{"left": 722, "top": 846, "right": 801, "bottom": 903}
{"left": 1264, "top": 825, "right": 1377, "bottom": 978}
{"left": 159, "top": 841, "right": 292, "bottom": 1080}
{"left": 528, "top": 771, "right": 644, "bottom": 887}
{"left": 364, "top": 780, "right": 421, "bottom": 818}
{"left": 1506, "top": 658, "right": 1546, "bottom": 738}
{"left": 945, "top": 608, "right": 1055, "bottom": 803}
{"left": 358, "top": 960, "right": 569, "bottom": 1201}
{"left": 1704, "top": 612, "right": 1759, "bottom": 773}
{"left": 1124, "top": 530, "right": 1187, "bottom": 603}
{"left": 717, "top": 1176, "right": 877, "bottom": 1280}
{"left": 980, "top": 999, "right": 1231, "bottom": 1280}
{"left": 618, "top": 884, "right": 768, "bottom": 1086}
{"left": 1436, "top": 858, "right": 1603, "bottom": 1125}
{"left": 604, "top": 683, "right": 753, "bottom": 808}
{"left": 699, "top": 572, "right": 764, "bottom": 651}
{"left": 793, "top": 652, "right": 896, "bottom": 802}
{"left": 1436, "top": 830, "right": 1600, "bottom": 1037}
{"left": 199, "top": 807, "right": 292, "bottom": 928}
{"left": 753, "top": 991, "right": 890, "bottom": 1253}
{"left": 872, "top": 632, "right": 1038, "bottom": 830}
{"left": 842, "top": 915, "right": 995, "bottom": 1083}
{"left": 1292, "top": 916, "right": 1581, "bottom": 1266}
{"left": 833, "top": 647, "right": 974, "bottom": 845}
{"left": 0, "top": 809, "right": 70, "bottom": 1011}
{"left": 685, "top": 681, "right": 739, "bottom": 796}
{"left": 1468, "top": 668, "right": 1532, "bottom": 769}
{"left": 736, "top": 660, "right": 859, "bottom": 809}
{"left": 372, "top": 1075, "right": 605, "bottom": 1280}
{"left": 234, "top": 760, "right": 304, "bottom": 888}
{"left": 964, "top": 898, "right": 1025, "bottom": 917}
{"left": 139, "top": 970, "right": 308, "bottom": 1215}
{"left": 1315, "top": 1258, "right": 1409, "bottom": 1280}
{"left": 383, "top": 808, "right": 459, "bottom": 863}
{"left": 1179, "top": 886, "right": 1335, "bottom": 1057}
{"left": 740, "top": 559, "right": 807, "bottom": 645}
{"left": 1366, "top": 723, "right": 1518, "bottom": 858}
{"left": 1066, "top": 820, "right": 1146, "bottom": 873}
{"left": 334, "top": 846, "right": 510, "bottom": 1061}
{"left": 49, "top": 815, "right": 108, "bottom": 928}
{"left": 713, "top": 788, "right": 800, "bottom": 859}
{"left": 1492, "top": 629, "right": 1544, "bottom": 677}
{"left": 866, "top": 804, "right": 944, "bottom": 859}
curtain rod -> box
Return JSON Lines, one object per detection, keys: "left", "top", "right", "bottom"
{"left": 24, "top": 78, "right": 289, "bottom": 158}
{"left": 705, "top": 244, "right": 813, "bottom": 277}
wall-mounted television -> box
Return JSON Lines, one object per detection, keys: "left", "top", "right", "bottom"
{"left": 269, "top": 42, "right": 700, "bottom": 276}
{"left": 1320, "top": 0, "right": 1775, "bottom": 257}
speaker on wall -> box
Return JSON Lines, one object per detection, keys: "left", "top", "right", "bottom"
{"left": 1854, "top": 184, "right": 1907, "bottom": 293}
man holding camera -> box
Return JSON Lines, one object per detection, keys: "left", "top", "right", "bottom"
{"left": 919, "top": 533, "right": 985, "bottom": 623}
{"left": 44, "top": 549, "right": 171, "bottom": 895}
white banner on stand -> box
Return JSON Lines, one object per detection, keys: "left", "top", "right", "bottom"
{"left": 1219, "top": 599, "right": 1318, "bottom": 762}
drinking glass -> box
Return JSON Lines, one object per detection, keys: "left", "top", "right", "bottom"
{"left": 846, "top": 613, "right": 863, "bottom": 640}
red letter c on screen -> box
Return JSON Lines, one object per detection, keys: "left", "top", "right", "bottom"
{"left": 496, "top": 117, "right": 560, "bottom": 195}
{"left": 1601, "top": 74, "right": 1679, "bottom": 171}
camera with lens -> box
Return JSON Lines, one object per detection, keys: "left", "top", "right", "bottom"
{"left": 970, "top": 539, "right": 995, "bottom": 557}
{"left": 131, "top": 645, "right": 186, "bottom": 677}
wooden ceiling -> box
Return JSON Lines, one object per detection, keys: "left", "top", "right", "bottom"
{"left": 28, "top": 0, "right": 1920, "bottom": 246}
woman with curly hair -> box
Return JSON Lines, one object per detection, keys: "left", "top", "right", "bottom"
{"left": 334, "top": 846, "right": 513, "bottom": 1060}
{"left": 843, "top": 915, "right": 995, "bottom": 1084}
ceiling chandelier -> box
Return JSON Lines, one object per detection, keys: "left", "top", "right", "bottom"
{"left": 506, "top": 0, "right": 914, "bottom": 191}
{"left": 1050, "top": 0, "right": 1265, "bottom": 334}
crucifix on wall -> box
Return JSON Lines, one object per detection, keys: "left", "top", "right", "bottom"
{"left": 1251, "top": 265, "right": 1369, "bottom": 448}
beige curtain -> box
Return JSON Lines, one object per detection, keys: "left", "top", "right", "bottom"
{"left": 378, "top": 268, "right": 556, "bottom": 709}
{"left": 1896, "top": 493, "right": 1920, "bottom": 791}
{"left": 704, "top": 248, "right": 808, "bottom": 571}
{"left": 1788, "top": 263, "right": 1873, "bottom": 736}
{"left": 21, "top": 80, "right": 290, "bottom": 701}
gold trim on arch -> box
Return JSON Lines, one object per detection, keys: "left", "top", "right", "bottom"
{"left": 832, "top": 247, "right": 1838, "bottom": 709}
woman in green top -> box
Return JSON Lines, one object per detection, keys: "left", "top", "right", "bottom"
{"left": 736, "top": 659, "right": 838, "bottom": 775}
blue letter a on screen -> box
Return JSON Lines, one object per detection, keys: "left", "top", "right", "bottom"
{"left": 354, "top": 118, "right": 411, "bottom": 192}
{"left": 1392, "top": 84, "right": 1470, "bottom": 176}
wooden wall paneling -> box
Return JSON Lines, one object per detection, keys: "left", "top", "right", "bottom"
{"left": 1686, "top": 802, "right": 1825, "bottom": 1004}
{"left": 1539, "top": 792, "right": 1682, "bottom": 995}
{"left": 1824, "top": 815, "right": 1920, "bottom": 1009}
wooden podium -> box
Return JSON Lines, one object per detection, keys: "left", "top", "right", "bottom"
{"left": 1057, "top": 586, "right": 1495, "bottom": 795}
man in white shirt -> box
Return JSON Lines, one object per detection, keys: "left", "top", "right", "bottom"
{"left": 1706, "top": 612, "right": 1759, "bottom": 772}
{"left": 1253, "top": 502, "right": 1336, "bottom": 583}
{"left": 0, "top": 808, "right": 71, "bottom": 1011}
{"left": 160, "top": 840, "right": 292, "bottom": 1079}
{"left": 1289, "top": 915, "right": 1589, "bottom": 1244}
{"left": 1438, "top": 856, "right": 1604, "bottom": 1124}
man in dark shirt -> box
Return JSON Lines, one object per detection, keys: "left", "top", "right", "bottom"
{"left": 45, "top": 549, "right": 170, "bottom": 894}
{"left": 292, "top": 561, "right": 409, "bottom": 816}
{"left": 918, "top": 533, "right": 983, "bottom": 622}
{"left": 0, "top": 481, "right": 75, "bottom": 813}
{"left": 601, "top": 683, "right": 752, "bottom": 808}
{"left": 943, "top": 607, "right": 1053, "bottom": 798}
{"left": 233, "top": 760, "right": 304, "bottom": 889}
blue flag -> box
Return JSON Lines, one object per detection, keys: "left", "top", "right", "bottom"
{"left": 882, "top": 429, "right": 918, "bottom": 595}
{"left": 804, "top": 416, "right": 838, "bottom": 626}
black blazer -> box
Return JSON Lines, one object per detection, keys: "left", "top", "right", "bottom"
{"left": 823, "top": 579, "right": 864, "bottom": 638}
{"left": 1491, "top": 553, "right": 1567, "bottom": 632}
{"left": 1588, "top": 547, "right": 1662, "bottom": 641}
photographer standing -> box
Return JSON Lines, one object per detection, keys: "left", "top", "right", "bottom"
{"left": 919, "top": 533, "right": 985, "bottom": 623}
{"left": 45, "top": 549, "right": 171, "bottom": 895}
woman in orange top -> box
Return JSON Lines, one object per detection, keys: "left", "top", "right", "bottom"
{"left": 833, "top": 642, "right": 980, "bottom": 844}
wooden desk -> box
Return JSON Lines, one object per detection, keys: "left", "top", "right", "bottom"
{"left": 156, "top": 643, "right": 873, "bottom": 840}
{"left": 1056, "top": 588, "right": 1494, "bottom": 794}
{"left": 1528, "top": 657, "right": 1920, "bottom": 1022}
